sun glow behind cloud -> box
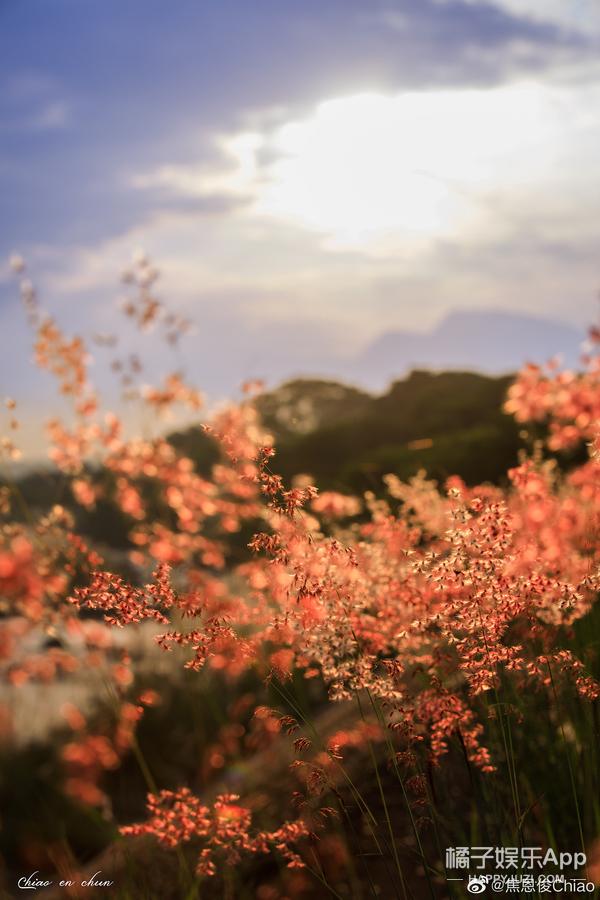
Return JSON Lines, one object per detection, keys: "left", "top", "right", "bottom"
{"left": 53, "top": 72, "right": 598, "bottom": 340}
{"left": 131, "top": 76, "right": 598, "bottom": 258}
{"left": 246, "top": 85, "right": 565, "bottom": 247}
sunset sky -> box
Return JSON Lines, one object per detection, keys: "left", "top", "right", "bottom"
{"left": 1, "top": 0, "right": 600, "bottom": 449}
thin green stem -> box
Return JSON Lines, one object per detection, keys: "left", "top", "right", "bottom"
{"left": 355, "top": 690, "right": 409, "bottom": 900}
{"left": 270, "top": 678, "right": 407, "bottom": 899}
{"left": 546, "top": 661, "right": 586, "bottom": 862}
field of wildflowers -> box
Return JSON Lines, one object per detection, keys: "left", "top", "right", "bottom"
{"left": 1, "top": 256, "right": 599, "bottom": 899}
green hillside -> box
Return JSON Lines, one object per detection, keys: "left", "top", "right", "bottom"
{"left": 9, "top": 370, "right": 530, "bottom": 553}
{"left": 256, "top": 370, "right": 520, "bottom": 490}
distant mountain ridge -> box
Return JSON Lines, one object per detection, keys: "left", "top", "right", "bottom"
{"left": 350, "top": 310, "right": 584, "bottom": 390}
{"left": 183, "top": 308, "right": 584, "bottom": 400}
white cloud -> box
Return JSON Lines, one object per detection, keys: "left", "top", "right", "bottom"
{"left": 130, "top": 132, "right": 262, "bottom": 198}
{"left": 1, "top": 71, "right": 70, "bottom": 133}
{"left": 27, "top": 68, "right": 600, "bottom": 350}
{"left": 30, "top": 100, "right": 70, "bottom": 131}
{"left": 132, "top": 74, "right": 600, "bottom": 258}
{"left": 434, "top": 0, "right": 600, "bottom": 36}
